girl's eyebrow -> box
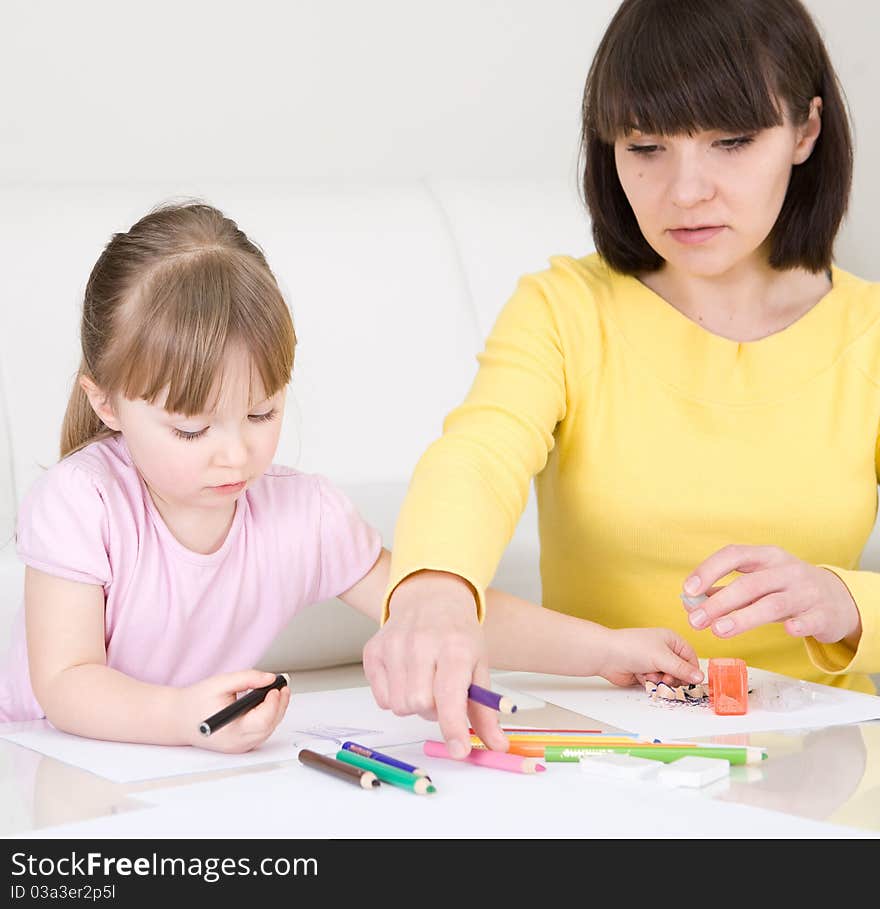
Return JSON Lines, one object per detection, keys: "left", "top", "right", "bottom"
{"left": 166, "top": 396, "right": 274, "bottom": 421}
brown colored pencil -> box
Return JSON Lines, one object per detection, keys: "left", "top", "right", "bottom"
{"left": 298, "top": 748, "right": 380, "bottom": 789}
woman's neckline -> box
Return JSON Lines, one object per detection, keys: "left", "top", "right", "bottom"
{"left": 628, "top": 266, "right": 838, "bottom": 347}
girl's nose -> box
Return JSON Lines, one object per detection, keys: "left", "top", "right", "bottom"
{"left": 217, "top": 433, "right": 249, "bottom": 467}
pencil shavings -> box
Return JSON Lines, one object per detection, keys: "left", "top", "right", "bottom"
{"left": 645, "top": 680, "right": 709, "bottom": 706}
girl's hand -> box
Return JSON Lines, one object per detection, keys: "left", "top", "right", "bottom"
{"left": 597, "top": 627, "right": 703, "bottom": 688}
{"left": 682, "top": 545, "right": 862, "bottom": 645}
{"left": 180, "top": 670, "right": 291, "bottom": 753}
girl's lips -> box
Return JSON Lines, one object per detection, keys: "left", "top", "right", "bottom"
{"left": 668, "top": 226, "right": 725, "bottom": 245}
{"left": 211, "top": 481, "right": 246, "bottom": 494}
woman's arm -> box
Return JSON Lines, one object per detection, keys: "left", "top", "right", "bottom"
{"left": 25, "top": 567, "right": 286, "bottom": 749}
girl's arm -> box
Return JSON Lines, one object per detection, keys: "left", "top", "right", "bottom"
{"left": 25, "top": 567, "right": 286, "bottom": 748}
{"left": 341, "top": 552, "right": 701, "bottom": 682}
{"left": 26, "top": 566, "right": 183, "bottom": 743}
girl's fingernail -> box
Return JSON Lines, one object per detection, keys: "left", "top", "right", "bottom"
{"left": 714, "top": 618, "right": 733, "bottom": 634}
{"left": 684, "top": 576, "right": 701, "bottom": 595}
{"left": 691, "top": 672, "right": 703, "bottom": 683}
{"left": 789, "top": 620, "right": 802, "bottom": 634}
{"left": 689, "top": 609, "right": 707, "bottom": 627}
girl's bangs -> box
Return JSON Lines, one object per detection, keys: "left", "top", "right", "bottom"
{"left": 108, "top": 251, "right": 295, "bottom": 416}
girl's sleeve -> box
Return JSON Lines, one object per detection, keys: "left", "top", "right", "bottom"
{"left": 808, "top": 432, "right": 880, "bottom": 674}
{"left": 15, "top": 464, "right": 112, "bottom": 588}
{"left": 315, "top": 477, "right": 383, "bottom": 602}
{"left": 382, "top": 272, "right": 571, "bottom": 623}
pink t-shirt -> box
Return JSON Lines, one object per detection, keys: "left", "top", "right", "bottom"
{"left": 0, "top": 435, "right": 382, "bottom": 722}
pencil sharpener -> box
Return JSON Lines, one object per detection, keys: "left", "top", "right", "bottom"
{"left": 707, "top": 658, "right": 748, "bottom": 716}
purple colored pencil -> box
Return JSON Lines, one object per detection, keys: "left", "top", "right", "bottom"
{"left": 341, "top": 741, "right": 431, "bottom": 779}
{"left": 467, "top": 683, "right": 518, "bottom": 714}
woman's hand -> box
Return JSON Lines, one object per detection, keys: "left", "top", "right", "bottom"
{"left": 682, "top": 545, "right": 862, "bottom": 645}
{"left": 362, "top": 571, "right": 508, "bottom": 758}
{"left": 180, "top": 670, "right": 290, "bottom": 754}
{"left": 597, "top": 627, "right": 704, "bottom": 688}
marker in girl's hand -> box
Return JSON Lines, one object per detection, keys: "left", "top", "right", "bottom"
{"left": 199, "top": 673, "right": 290, "bottom": 736}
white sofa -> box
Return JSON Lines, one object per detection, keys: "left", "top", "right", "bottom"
{"left": 0, "top": 179, "right": 590, "bottom": 669}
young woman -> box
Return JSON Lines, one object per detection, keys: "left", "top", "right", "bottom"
{"left": 366, "top": 0, "right": 879, "bottom": 760}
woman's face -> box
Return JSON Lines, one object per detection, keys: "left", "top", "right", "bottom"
{"left": 613, "top": 99, "right": 822, "bottom": 277}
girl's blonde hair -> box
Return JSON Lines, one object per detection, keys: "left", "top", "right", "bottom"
{"left": 60, "top": 201, "right": 296, "bottom": 458}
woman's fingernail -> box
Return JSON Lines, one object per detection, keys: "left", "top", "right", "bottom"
{"left": 689, "top": 609, "right": 707, "bottom": 627}
{"left": 714, "top": 618, "right": 733, "bottom": 634}
{"left": 684, "top": 576, "right": 701, "bottom": 595}
{"left": 448, "top": 740, "right": 468, "bottom": 759}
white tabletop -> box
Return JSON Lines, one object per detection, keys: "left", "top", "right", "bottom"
{"left": 3, "top": 664, "right": 879, "bottom": 839}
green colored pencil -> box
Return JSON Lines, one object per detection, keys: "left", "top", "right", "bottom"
{"left": 335, "top": 749, "right": 437, "bottom": 794}
{"left": 544, "top": 744, "right": 767, "bottom": 766}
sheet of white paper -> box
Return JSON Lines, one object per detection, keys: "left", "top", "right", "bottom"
{"left": 0, "top": 687, "right": 440, "bottom": 783}
{"left": 15, "top": 740, "right": 877, "bottom": 839}
{"left": 493, "top": 664, "right": 880, "bottom": 738}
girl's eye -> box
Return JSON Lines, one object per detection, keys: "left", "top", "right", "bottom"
{"left": 172, "top": 426, "right": 208, "bottom": 441}
{"left": 627, "top": 144, "right": 659, "bottom": 155}
{"left": 172, "top": 409, "right": 277, "bottom": 441}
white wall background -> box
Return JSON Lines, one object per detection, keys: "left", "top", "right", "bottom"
{"left": 1, "top": 0, "right": 876, "bottom": 277}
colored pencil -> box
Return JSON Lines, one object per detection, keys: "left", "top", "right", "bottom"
{"left": 298, "top": 749, "right": 380, "bottom": 789}
{"left": 341, "top": 741, "right": 431, "bottom": 779}
{"left": 470, "top": 727, "right": 603, "bottom": 735}
{"left": 424, "top": 739, "right": 545, "bottom": 774}
{"left": 335, "top": 750, "right": 436, "bottom": 794}
{"left": 468, "top": 683, "right": 518, "bottom": 713}
{"left": 198, "top": 673, "right": 290, "bottom": 736}
{"left": 472, "top": 734, "right": 644, "bottom": 745}
{"left": 543, "top": 744, "right": 767, "bottom": 766}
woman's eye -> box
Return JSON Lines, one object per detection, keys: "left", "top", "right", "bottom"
{"left": 717, "top": 136, "right": 755, "bottom": 151}
{"left": 172, "top": 427, "right": 208, "bottom": 441}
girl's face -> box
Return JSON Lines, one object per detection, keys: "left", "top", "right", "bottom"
{"left": 96, "top": 345, "right": 286, "bottom": 514}
{"left": 612, "top": 100, "right": 822, "bottom": 278}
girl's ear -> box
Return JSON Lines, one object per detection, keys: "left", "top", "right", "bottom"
{"left": 793, "top": 96, "right": 823, "bottom": 166}
{"left": 79, "top": 375, "right": 122, "bottom": 431}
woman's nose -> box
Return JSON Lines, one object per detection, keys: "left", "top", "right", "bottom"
{"left": 668, "top": 150, "right": 716, "bottom": 208}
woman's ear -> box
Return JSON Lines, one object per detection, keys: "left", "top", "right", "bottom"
{"left": 79, "top": 375, "right": 121, "bottom": 431}
{"left": 793, "top": 96, "right": 823, "bottom": 165}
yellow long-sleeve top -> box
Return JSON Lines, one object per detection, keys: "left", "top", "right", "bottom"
{"left": 385, "top": 253, "right": 880, "bottom": 694}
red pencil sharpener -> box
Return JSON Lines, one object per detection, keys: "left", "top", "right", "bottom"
{"left": 708, "top": 658, "right": 748, "bottom": 716}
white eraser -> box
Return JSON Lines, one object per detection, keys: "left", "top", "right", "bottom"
{"left": 579, "top": 753, "right": 661, "bottom": 780}
{"left": 680, "top": 592, "right": 708, "bottom": 608}
{"left": 657, "top": 755, "right": 730, "bottom": 788}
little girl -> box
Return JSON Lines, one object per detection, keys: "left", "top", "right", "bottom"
{"left": 0, "top": 201, "right": 702, "bottom": 753}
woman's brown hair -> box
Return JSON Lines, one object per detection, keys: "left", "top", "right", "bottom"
{"left": 60, "top": 201, "right": 296, "bottom": 458}
{"left": 581, "top": 0, "right": 853, "bottom": 275}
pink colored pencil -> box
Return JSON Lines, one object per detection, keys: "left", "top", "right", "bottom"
{"left": 423, "top": 739, "right": 546, "bottom": 774}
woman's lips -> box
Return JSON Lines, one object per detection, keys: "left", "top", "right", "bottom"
{"left": 668, "top": 226, "right": 725, "bottom": 245}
